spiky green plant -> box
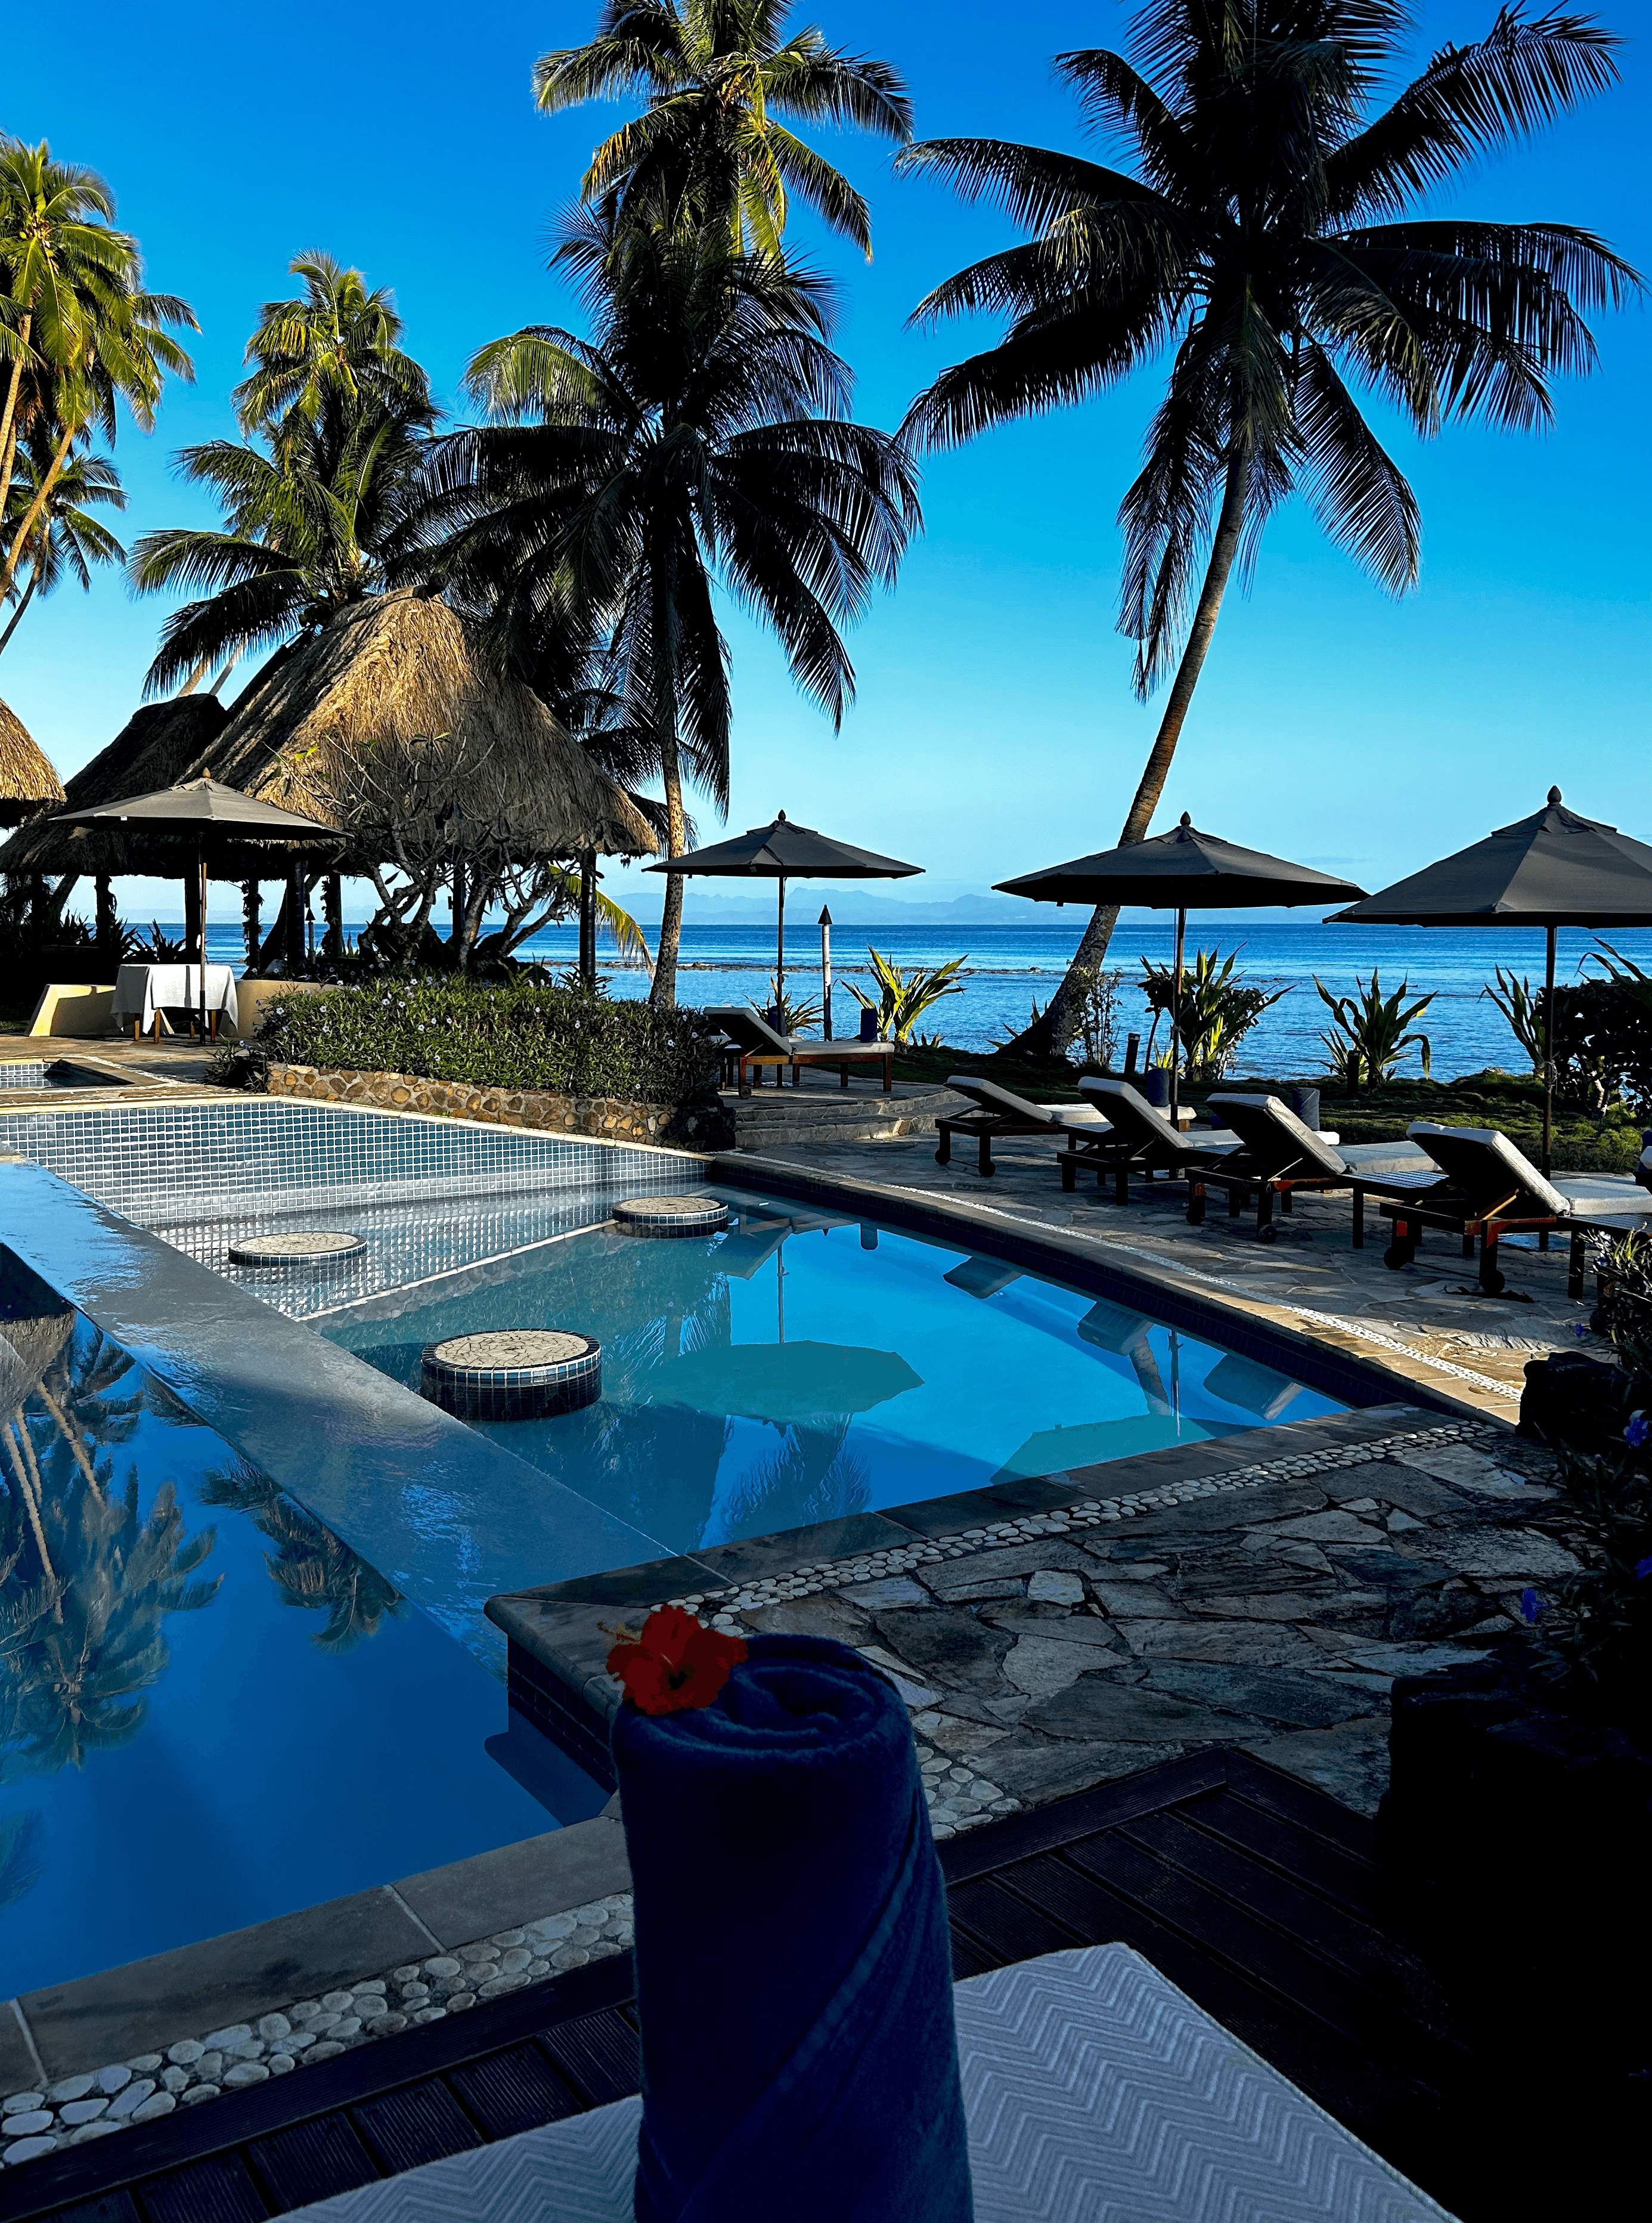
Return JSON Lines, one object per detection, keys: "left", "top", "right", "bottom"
{"left": 1140, "top": 946, "right": 1288, "bottom": 1080}
{"left": 1484, "top": 965, "right": 1546, "bottom": 1073}
{"left": 1315, "top": 969, "right": 1435, "bottom": 1089}
{"left": 845, "top": 948, "right": 968, "bottom": 1044}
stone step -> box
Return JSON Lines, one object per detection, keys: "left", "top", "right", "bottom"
{"left": 727, "top": 1083, "right": 963, "bottom": 1150}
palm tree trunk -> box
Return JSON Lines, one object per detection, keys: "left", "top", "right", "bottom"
{"left": 0, "top": 416, "right": 76, "bottom": 598}
{"left": 1036, "top": 442, "right": 1250, "bottom": 1055}
{"left": 0, "top": 558, "right": 42, "bottom": 657}
{"left": 651, "top": 734, "right": 687, "bottom": 1009}
{"left": 649, "top": 559, "right": 684, "bottom": 1010}
{"left": 0, "top": 316, "right": 31, "bottom": 525}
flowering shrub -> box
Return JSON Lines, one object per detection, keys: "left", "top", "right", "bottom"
{"left": 240, "top": 974, "right": 721, "bottom": 1103}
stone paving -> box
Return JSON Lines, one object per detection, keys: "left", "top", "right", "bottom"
{"left": 732, "top": 1125, "right": 1622, "bottom": 1421}
{"left": 0, "top": 1899, "right": 635, "bottom": 2170}
{"left": 693, "top": 1422, "right": 1570, "bottom": 1828}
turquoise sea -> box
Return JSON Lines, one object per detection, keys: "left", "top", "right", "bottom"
{"left": 193, "top": 918, "right": 1652, "bottom": 1080}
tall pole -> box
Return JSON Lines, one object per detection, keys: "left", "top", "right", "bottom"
{"left": 1542, "top": 923, "right": 1557, "bottom": 1178}
{"left": 775, "top": 874, "right": 787, "bottom": 1021}
{"left": 578, "top": 854, "right": 597, "bottom": 986}
{"left": 819, "top": 905, "right": 833, "bottom": 1039}
{"left": 197, "top": 837, "right": 208, "bottom": 1041}
{"left": 1169, "top": 905, "right": 1186, "bottom": 1127}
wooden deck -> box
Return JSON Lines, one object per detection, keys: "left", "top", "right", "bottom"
{"left": 10, "top": 1751, "right": 1503, "bottom": 2223}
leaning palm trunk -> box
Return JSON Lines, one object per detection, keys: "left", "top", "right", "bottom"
{"left": 1036, "top": 445, "right": 1248, "bottom": 1053}
{"left": 0, "top": 315, "right": 31, "bottom": 527}
{"left": 0, "top": 417, "right": 76, "bottom": 599}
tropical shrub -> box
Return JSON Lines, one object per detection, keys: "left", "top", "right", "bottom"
{"left": 237, "top": 975, "right": 721, "bottom": 1102}
{"left": 1535, "top": 943, "right": 1652, "bottom": 1114}
{"left": 765, "top": 975, "right": 823, "bottom": 1035}
{"left": 846, "top": 949, "right": 967, "bottom": 1044}
{"left": 1140, "top": 947, "right": 1287, "bottom": 1080}
{"left": 1070, "top": 965, "right": 1125, "bottom": 1071}
{"left": 1315, "top": 970, "right": 1434, "bottom": 1090}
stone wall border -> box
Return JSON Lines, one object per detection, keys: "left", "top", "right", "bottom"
{"left": 265, "top": 1061, "right": 731, "bottom": 1150}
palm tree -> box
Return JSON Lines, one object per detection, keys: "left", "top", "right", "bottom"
{"left": 233, "top": 250, "right": 432, "bottom": 456}
{"left": 198, "top": 1459, "right": 404, "bottom": 1652}
{"left": 128, "top": 264, "right": 433, "bottom": 694}
{"left": 0, "top": 140, "right": 129, "bottom": 528}
{"left": 535, "top": 0, "right": 913, "bottom": 258}
{"left": 430, "top": 203, "right": 919, "bottom": 1005}
{"left": 0, "top": 141, "right": 194, "bottom": 604}
{"left": 899, "top": 2, "right": 1639, "bottom": 1049}
{"left": 0, "top": 432, "right": 126, "bottom": 657}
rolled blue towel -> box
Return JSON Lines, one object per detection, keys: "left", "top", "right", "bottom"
{"left": 612, "top": 1629, "right": 972, "bottom": 2223}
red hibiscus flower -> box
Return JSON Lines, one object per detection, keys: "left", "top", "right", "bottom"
{"left": 607, "top": 1606, "right": 748, "bottom": 1716}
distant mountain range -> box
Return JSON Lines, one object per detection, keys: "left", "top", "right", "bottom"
{"left": 602, "top": 884, "right": 1040, "bottom": 926}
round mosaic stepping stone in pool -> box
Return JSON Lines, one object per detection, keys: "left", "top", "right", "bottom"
{"left": 420, "top": 1329, "right": 603, "bottom": 1422}
{"left": 612, "top": 1194, "right": 730, "bottom": 1240}
{"left": 228, "top": 1231, "right": 366, "bottom": 1268}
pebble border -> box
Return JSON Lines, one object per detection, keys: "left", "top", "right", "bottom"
{"left": 2, "top": 1420, "right": 1501, "bottom": 2170}
{"left": 1, "top": 1899, "right": 633, "bottom": 2169}
{"left": 664, "top": 1419, "right": 1502, "bottom": 1841}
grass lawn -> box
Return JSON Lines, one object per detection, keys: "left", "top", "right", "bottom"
{"left": 891, "top": 1044, "right": 1643, "bottom": 1176}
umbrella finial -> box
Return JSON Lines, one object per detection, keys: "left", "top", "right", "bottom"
{"left": 777, "top": 809, "right": 787, "bottom": 822}
{"left": 1548, "top": 786, "right": 1563, "bottom": 806}
{"left": 1179, "top": 812, "right": 1192, "bottom": 828}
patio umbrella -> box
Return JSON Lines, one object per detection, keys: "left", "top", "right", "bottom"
{"left": 648, "top": 812, "right": 920, "bottom": 1019}
{"left": 1328, "top": 787, "right": 1652, "bottom": 1174}
{"left": 996, "top": 815, "right": 1366, "bottom": 1121}
{"left": 52, "top": 777, "right": 336, "bottom": 1039}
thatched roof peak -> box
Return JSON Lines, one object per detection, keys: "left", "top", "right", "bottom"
{"left": 0, "top": 694, "right": 66, "bottom": 829}
{"left": 198, "top": 592, "right": 658, "bottom": 861}
{"left": 0, "top": 694, "right": 229, "bottom": 874}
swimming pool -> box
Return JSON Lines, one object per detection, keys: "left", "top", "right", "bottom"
{"left": 318, "top": 1189, "right": 1341, "bottom": 1593}
{"left": 0, "top": 1262, "right": 605, "bottom": 2001}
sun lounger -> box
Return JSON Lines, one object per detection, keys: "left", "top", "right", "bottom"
{"left": 704, "top": 1005, "right": 895, "bottom": 1094}
{"left": 934, "top": 1076, "right": 1107, "bottom": 1176}
{"left": 1386, "top": 1122, "right": 1652, "bottom": 1296}
{"left": 1197, "top": 1093, "right": 1437, "bottom": 1243}
{"left": 1065, "top": 1079, "right": 1241, "bottom": 1204}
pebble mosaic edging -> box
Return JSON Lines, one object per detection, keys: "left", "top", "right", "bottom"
{"left": 0, "top": 1898, "right": 633, "bottom": 2169}
{"left": 663, "top": 1419, "right": 1501, "bottom": 1841}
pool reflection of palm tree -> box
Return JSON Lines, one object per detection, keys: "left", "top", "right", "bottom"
{"left": 199, "top": 1459, "right": 405, "bottom": 1652}
{"left": 718, "top": 1417, "right": 872, "bottom": 1540}
{"left": 2, "top": 1316, "right": 220, "bottom": 1776}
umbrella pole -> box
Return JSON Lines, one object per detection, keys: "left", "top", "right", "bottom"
{"left": 1170, "top": 906, "right": 1186, "bottom": 1127}
{"left": 776, "top": 875, "right": 786, "bottom": 1024}
{"left": 1542, "top": 924, "right": 1557, "bottom": 1179}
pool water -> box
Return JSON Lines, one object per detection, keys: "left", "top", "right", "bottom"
{"left": 323, "top": 1188, "right": 1342, "bottom": 1576}
{"left": 0, "top": 1290, "right": 604, "bottom": 2001}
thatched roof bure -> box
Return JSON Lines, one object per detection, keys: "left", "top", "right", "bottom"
{"left": 0, "top": 695, "right": 228, "bottom": 873}
{"left": 197, "top": 593, "right": 658, "bottom": 862}
{"left": 0, "top": 695, "right": 66, "bottom": 829}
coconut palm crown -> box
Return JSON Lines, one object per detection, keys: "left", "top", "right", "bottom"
{"left": 899, "top": 1, "right": 1639, "bottom": 1045}
{"left": 535, "top": 0, "right": 913, "bottom": 257}
{"left": 423, "top": 200, "right": 920, "bottom": 1005}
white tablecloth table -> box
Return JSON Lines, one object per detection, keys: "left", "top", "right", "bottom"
{"left": 111, "top": 962, "right": 239, "bottom": 1037}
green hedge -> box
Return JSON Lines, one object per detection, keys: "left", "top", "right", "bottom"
{"left": 249, "top": 977, "right": 720, "bottom": 1103}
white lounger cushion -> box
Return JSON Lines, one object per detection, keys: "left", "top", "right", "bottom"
{"left": 945, "top": 1076, "right": 1103, "bottom": 1134}
{"left": 286, "top": 1944, "right": 1454, "bottom": 2223}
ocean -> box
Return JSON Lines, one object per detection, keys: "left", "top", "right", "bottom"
{"left": 184, "top": 917, "right": 1652, "bottom": 1081}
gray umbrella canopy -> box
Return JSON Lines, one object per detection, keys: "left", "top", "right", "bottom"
{"left": 1329, "top": 787, "right": 1652, "bottom": 1172}
{"left": 55, "top": 776, "right": 334, "bottom": 838}
{"left": 1326, "top": 789, "right": 1652, "bottom": 928}
{"left": 649, "top": 811, "right": 921, "bottom": 1012}
{"left": 52, "top": 778, "right": 337, "bottom": 1035}
{"left": 996, "top": 815, "right": 1366, "bottom": 909}
{"left": 646, "top": 1340, "right": 922, "bottom": 1426}
{"left": 997, "top": 815, "right": 1366, "bottom": 1116}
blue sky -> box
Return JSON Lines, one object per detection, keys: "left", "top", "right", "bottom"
{"left": 2, "top": 1, "right": 1647, "bottom": 919}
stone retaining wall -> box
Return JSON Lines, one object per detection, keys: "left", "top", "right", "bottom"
{"left": 265, "top": 1061, "right": 729, "bottom": 1148}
